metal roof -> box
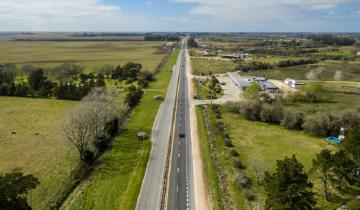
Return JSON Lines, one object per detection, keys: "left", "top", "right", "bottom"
{"left": 227, "top": 72, "right": 250, "bottom": 88}
{"left": 261, "top": 81, "right": 279, "bottom": 89}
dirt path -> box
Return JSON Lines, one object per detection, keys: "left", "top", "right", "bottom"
{"left": 186, "top": 48, "right": 213, "bottom": 210}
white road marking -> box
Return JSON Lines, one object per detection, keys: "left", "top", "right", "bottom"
{"left": 177, "top": 168, "right": 179, "bottom": 173}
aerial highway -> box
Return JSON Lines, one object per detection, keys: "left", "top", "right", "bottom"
{"left": 136, "top": 41, "right": 182, "bottom": 210}
{"left": 167, "top": 41, "right": 195, "bottom": 210}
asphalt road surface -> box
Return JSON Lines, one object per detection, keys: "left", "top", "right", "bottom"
{"left": 136, "top": 42, "right": 182, "bottom": 210}
{"left": 167, "top": 41, "right": 195, "bottom": 210}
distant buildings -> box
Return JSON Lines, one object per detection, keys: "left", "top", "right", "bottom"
{"left": 227, "top": 72, "right": 279, "bottom": 93}
{"left": 219, "top": 51, "right": 250, "bottom": 60}
{"left": 284, "top": 78, "right": 306, "bottom": 88}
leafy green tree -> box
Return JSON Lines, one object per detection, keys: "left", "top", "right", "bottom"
{"left": 264, "top": 155, "right": 316, "bottom": 210}
{"left": 0, "top": 171, "right": 39, "bottom": 210}
{"left": 96, "top": 73, "right": 106, "bottom": 87}
{"left": 244, "top": 83, "right": 262, "bottom": 99}
{"left": 28, "top": 69, "right": 47, "bottom": 91}
{"left": 188, "top": 37, "right": 198, "bottom": 48}
{"left": 312, "top": 149, "right": 333, "bottom": 201}
{"left": 332, "top": 150, "right": 358, "bottom": 187}
{"left": 125, "top": 85, "right": 144, "bottom": 107}
{"left": 342, "top": 124, "right": 360, "bottom": 162}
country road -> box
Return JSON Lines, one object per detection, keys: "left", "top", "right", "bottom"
{"left": 167, "top": 41, "right": 195, "bottom": 210}
{"left": 136, "top": 41, "right": 182, "bottom": 210}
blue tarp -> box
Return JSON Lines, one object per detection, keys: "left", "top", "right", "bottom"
{"left": 326, "top": 136, "right": 342, "bottom": 144}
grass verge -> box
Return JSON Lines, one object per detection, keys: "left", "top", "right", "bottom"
{"left": 66, "top": 49, "right": 179, "bottom": 210}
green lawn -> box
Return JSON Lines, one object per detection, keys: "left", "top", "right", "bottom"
{"left": 192, "top": 58, "right": 237, "bottom": 75}
{"left": 197, "top": 105, "right": 343, "bottom": 210}
{"left": 0, "top": 97, "right": 78, "bottom": 210}
{"left": 0, "top": 40, "right": 168, "bottom": 72}
{"left": 66, "top": 49, "right": 179, "bottom": 210}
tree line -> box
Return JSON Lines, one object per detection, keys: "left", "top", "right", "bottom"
{"left": 308, "top": 34, "right": 356, "bottom": 46}
{"left": 236, "top": 58, "right": 318, "bottom": 72}
{"left": 0, "top": 68, "right": 105, "bottom": 100}
{"left": 144, "top": 34, "right": 180, "bottom": 41}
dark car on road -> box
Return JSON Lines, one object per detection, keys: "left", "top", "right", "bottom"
{"left": 179, "top": 132, "right": 185, "bottom": 138}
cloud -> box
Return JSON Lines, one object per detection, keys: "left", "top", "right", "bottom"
{"left": 171, "top": 0, "right": 360, "bottom": 32}
{"left": 0, "top": 0, "right": 151, "bottom": 31}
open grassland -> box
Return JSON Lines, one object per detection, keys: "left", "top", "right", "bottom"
{"left": 283, "top": 81, "right": 360, "bottom": 113}
{"left": 0, "top": 97, "right": 78, "bottom": 210}
{"left": 0, "top": 40, "right": 168, "bottom": 72}
{"left": 192, "top": 58, "right": 237, "bottom": 75}
{"left": 66, "top": 49, "right": 179, "bottom": 210}
{"left": 241, "top": 61, "right": 360, "bottom": 82}
{"left": 197, "top": 105, "right": 344, "bottom": 210}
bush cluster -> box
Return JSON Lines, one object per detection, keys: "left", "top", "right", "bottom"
{"left": 277, "top": 58, "right": 317, "bottom": 67}
{"left": 225, "top": 100, "right": 360, "bottom": 137}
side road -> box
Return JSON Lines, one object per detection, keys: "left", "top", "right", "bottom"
{"left": 136, "top": 50, "right": 181, "bottom": 210}
{"left": 186, "top": 47, "right": 213, "bottom": 210}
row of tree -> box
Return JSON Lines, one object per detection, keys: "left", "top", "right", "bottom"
{"left": 308, "top": 34, "right": 356, "bottom": 46}
{"left": 144, "top": 34, "right": 180, "bottom": 41}
{"left": 237, "top": 58, "right": 318, "bottom": 72}
{"left": 0, "top": 68, "right": 106, "bottom": 100}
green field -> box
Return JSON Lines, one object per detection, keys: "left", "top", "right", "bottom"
{"left": 0, "top": 40, "right": 168, "bottom": 72}
{"left": 284, "top": 83, "right": 360, "bottom": 114}
{"left": 0, "top": 97, "right": 78, "bottom": 210}
{"left": 196, "top": 105, "right": 346, "bottom": 210}
{"left": 66, "top": 49, "right": 179, "bottom": 210}
{"left": 192, "top": 58, "right": 237, "bottom": 75}
{"left": 240, "top": 61, "right": 360, "bottom": 82}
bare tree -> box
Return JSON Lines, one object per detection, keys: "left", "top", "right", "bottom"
{"left": 63, "top": 105, "right": 93, "bottom": 162}
{"left": 63, "top": 87, "right": 129, "bottom": 163}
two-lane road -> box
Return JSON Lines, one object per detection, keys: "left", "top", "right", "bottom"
{"left": 136, "top": 42, "right": 182, "bottom": 210}
{"left": 167, "top": 41, "right": 195, "bottom": 210}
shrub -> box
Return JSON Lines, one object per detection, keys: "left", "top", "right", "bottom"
{"left": 281, "top": 108, "right": 304, "bottom": 130}
{"left": 235, "top": 171, "right": 252, "bottom": 188}
{"left": 84, "top": 150, "right": 95, "bottom": 165}
{"left": 240, "top": 100, "right": 262, "bottom": 121}
{"left": 233, "top": 157, "right": 245, "bottom": 169}
{"left": 224, "top": 138, "right": 234, "bottom": 147}
{"left": 303, "top": 112, "right": 339, "bottom": 136}
{"left": 230, "top": 149, "right": 239, "bottom": 157}
{"left": 94, "top": 136, "right": 110, "bottom": 153}
{"left": 243, "top": 83, "right": 262, "bottom": 99}
{"left": 224, "top": 102, "right": 241, "bottom": 113}
{"left": 260, "top": 103, "right": 283, "bottom": 124}
{"left": 244, "top": 190, "right": 256, "bottom": 201}
{"left": 336, "top": 108, "right": 360, "bottom": 128}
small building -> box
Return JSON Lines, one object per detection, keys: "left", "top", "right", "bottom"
{"left": 357, "top": 52, "right": 360, "bottom": 56}
{"left": 136, "top": 132, "right": 147, "bottom": 141}
{"left": 260, "top": 81, "right": 279, "bottom": 93}
{"left": 239, "top": 51, "right": 250, "bottom": 59}
{"left": 227, "top": 72, "right": 250, "bottom": 90}
{"left": 284, "top": 78, "right": 306, "bottom": 88}
{"left": 220, "top": 53, "right": 240, "bottom": 60}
